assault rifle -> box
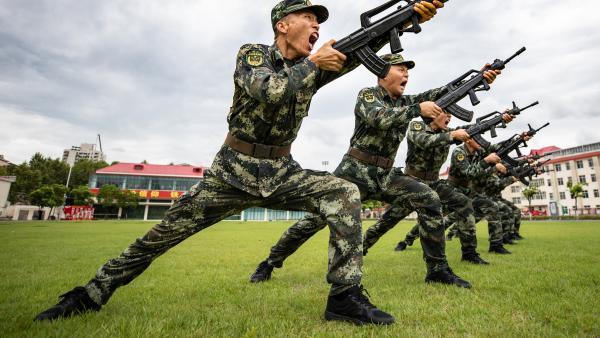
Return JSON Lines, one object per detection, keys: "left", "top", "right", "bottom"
{"left": 507, "top": 158, "right": 550, "bottom": 186}
{"left": 459, "top": 101, "right": 539, "bottom": 148}
{"left": 494, "top": 122, "right": 550, "bottom": 167}
{"left": 435, "top": 47, "right": 527, "bottom": 122}
{"left": 334, "top": 0, "right": 449, "bottom": 78}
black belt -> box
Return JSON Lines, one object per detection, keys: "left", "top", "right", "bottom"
{"left": 346, "top": 147, "right": 393, "bottom": 170}
{"left": 224, "top": 132, "right": 291, "bottom": 159}
{"left": 404, "top": 166, "right": 439, "bottom": 181}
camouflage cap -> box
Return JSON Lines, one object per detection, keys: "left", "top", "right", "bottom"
{"left": 271, "top": 0, "right": 329, "bottom": 29}
{"left": 381, "top": 53, "right": 415, "bottom": 69}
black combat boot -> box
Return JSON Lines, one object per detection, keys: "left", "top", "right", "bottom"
{"left": 394, "top": 241, "right": 407, "bottom": 251}
{"left": 513, "top": 233, "right": 524, "bottom": 240}
{"left": 503, "top": 235, "right": 516, "bottom": 245}
{"left": 34, "top": 286, "right": 101, "bottom": 321}
{"left": 425, "top": 267, "right": 472, "bottom": 288}
{"left": 324, "top": 285, "right": 395, "bottom": 325}
{"left": 249, "top": 260, "right": 274, "bottom": 283}
{"left": 461, "top": 252, "right": 490, "bottom": 265}
{"left": 489, "top": 245, "right": 511, "bottom": 254}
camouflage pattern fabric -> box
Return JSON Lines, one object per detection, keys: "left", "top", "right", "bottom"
{"left": 483, "top": 174, "right": 518, "bottom": 239}
{"left": 82, "top": 42, "right": 371, "bottom": 304}
{"left": 363, "top": 121, "right": 479, "bottom": 255}
{"left": 271, "top": 0, "right": 329, "bottom": 28}
{"left": 447, "top": 145, "right": 504, "bottom": 246}
{"left": 264, "top": 86, "right": 452, "bottom": 273}
{"left": 86, "top": 163, "right": 363, "bottom": 304}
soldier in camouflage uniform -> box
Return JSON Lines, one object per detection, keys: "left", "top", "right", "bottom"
{"left": 446, "top": 140, "right": 513, "bottom": 254}
{"left": 35, "top": 0, "right": 445, "bottom": 325}
{"left": 484, "top": 174, "right": 520, "bottom": 245}
{"left": 250, "top": 52, "right": 477, "bottom": 289}
{"left": 362, "top": 110, "right": 513, "bottom": 265}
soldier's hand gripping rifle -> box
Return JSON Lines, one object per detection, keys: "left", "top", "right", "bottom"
{"left": 494, "top": 122, "right": 551, "bottom": 167}
{"left": 434, "top": 47, "right": 527, "bottom": 122}
{"left": 508, "top": 158, "right": 550, "bottom": 186}
{"left": 334, "top": 0, "right": 448, "bottom": 78}
{"left": 460, "top": 101, "right": 539, "bottom": 148}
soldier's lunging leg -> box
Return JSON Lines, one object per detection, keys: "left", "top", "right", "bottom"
{"left": 436, "top": 182, "right": 488, "bottom": 264}
{"left": 473, "top": 196, "right": 510, "bottom": 255}
{"left": 250, "top": 214, "right": 327, "bottom": 282}
{"left": 362, "top": 204, "right": 413, "bottom": 254}
{"left": 86, "top": 175, "right": 260, "bottom": 306}
{"left": 381, "top": 174, "right": 470, "bottom": 288}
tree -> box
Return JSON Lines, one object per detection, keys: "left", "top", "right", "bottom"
{"left": 362, "top": 200, "right": 384, "bottom": 210}
{"left": 97, "top": 185, "right": 139, "bottom": 220}
{"left": 70, "top": 185, "right": 94, "bottom": 206}
{"left": 68, "top": 159, "right": 109, "bottom": 187}
{"left": 567, "top": 181, "right": 587, "bottom": 219}
{"left": 29, "top": 184, "right": 67, "bottom": 220}
{"left": 522, "top": 186, "right": 539, "bottom": 220}
{"left": 6, "top": 163, "right": 42, "bottom": 204}
{"left": 116, "top": 190, "right": 139, "bottom": 219}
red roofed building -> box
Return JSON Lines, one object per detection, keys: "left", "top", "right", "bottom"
{"left": 89, "top": 163, "right": 205, "bottom": 220}
{"left": 89, "top": 162, "right": 309, "bottom": 221}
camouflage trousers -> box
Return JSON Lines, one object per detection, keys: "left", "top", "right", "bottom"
{"left": 471, "top": 194, "right": 504, "bottom": 246}
{"left": 265, "top": 162, "right": 447, "bottom": 274}
{"left": 502, "top": 198, "right": 522, "bottom": 235}
{"left": 366, "top": 180, "right": 479, "bottom": 255}
{"left": 494, "top": 197, "right": 516, "bottom": 240}
{"left": 84, "top": 167, "right": 363, "bottom": 304}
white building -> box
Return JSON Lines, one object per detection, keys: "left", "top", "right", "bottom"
{"left": 502, "top": 142, "right": 600, "bottom": 216}
{"left": 62, "top": 143, "right": 106, "bottom": 165}
{"left": 0, "top": 176, "right": 16, "bottom": 219}
{"left": 0, "top": 155, "right": 12, "bottom": 166}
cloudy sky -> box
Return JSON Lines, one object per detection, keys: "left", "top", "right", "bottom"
{"left": 1, "top": 0, "right": 599, "bottom": 171}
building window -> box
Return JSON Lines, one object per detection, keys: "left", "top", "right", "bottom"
{"left": 576, "top": 160, "right": 584, "bottom": 169}
{"left": 549, "top": 193, "right": 554, "bottom": 200}
{"left": 565, "top": 162, "right": 571, "bottom": 170}
{"left": 594, "top": 189, "right": 599, "bottom": 198}
{"left": 150, "top": 177, "right": 175, "bottom": 190}
{"left": 511, "top": 186, "right": 521, "bottom": 193}
{"left": 557, "top": 178, "right": 564, "bottom": 185}
{"left": 583, "top": 190, "right": 589, "bottom": 198}
{"left": 592, "top": 174, "right": 597, "bottom": 182}
{"left": 579, "top": 175, "right": 587, "bottom": 184}
{"left": 512, "top": 197, "right": 521, "bottom": 204}
{"left": 555, "top": 164, "right": 562, "bottom": 171}
{"left": 559, "top": 192, "right": 566, "bottom": 200}
{"left": 567, "top": 177, "right": 573, "bottom": 184}
{"left": 547, "top": 179, "right": 552, "bottom": 186}
{"left": 589, "top": 159, "right": 594, "bottom": 167}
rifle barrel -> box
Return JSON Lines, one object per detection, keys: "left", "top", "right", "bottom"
{"left": 504, "top": 47, "right": 526, "bottom": 64}
{"left": 521, "top": 101, "right": 539, "bottom": 111}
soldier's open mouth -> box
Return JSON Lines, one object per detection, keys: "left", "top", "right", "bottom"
{"left": 401, "top": 80, "right": 408, "bottom": 87}
{"left": 309, "top": 32, "right": 319, "bottom": 50}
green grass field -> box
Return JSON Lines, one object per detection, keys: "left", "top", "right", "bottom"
{"left": 0, "top": 219, "right": 599, "bottom": 337}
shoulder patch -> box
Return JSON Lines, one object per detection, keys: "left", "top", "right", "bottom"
{"left": 363, "top": 91, "right": 375, "bottom": 103}
{"left": 246, "top": 50, "right": 264, "bottom": 67}
{"left": 456, "top": 153, "right": 465, "bottom": 162}
{"left": 412, "top": 122, "right": 424, "bottom": 131}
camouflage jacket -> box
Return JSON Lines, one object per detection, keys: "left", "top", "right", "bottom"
{"left": 349, "top": 85, "right": 447, "bottom": 161}
{"left": 448, "top": 144, "right": 495, "bottom": 194}
{"left": 209, "top": 43, "right": 364, "bottom": 197}
{"left": 335, "top": 86, "right": 446, "bottom": 197}
{"left": 405, "top": 120, "right": 469, "bottom": 182}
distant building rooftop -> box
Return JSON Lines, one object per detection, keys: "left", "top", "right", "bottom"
{"left": 96, "top": 163, "right": 205, "bottom": 178}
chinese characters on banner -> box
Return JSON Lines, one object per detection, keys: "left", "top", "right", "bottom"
{"left": 64, "top": 206, "right": 95, "bottom": 220}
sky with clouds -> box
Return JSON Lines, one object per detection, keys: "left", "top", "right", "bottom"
{"left": 1, "top": 0, "right": 599, "bottom": 172}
